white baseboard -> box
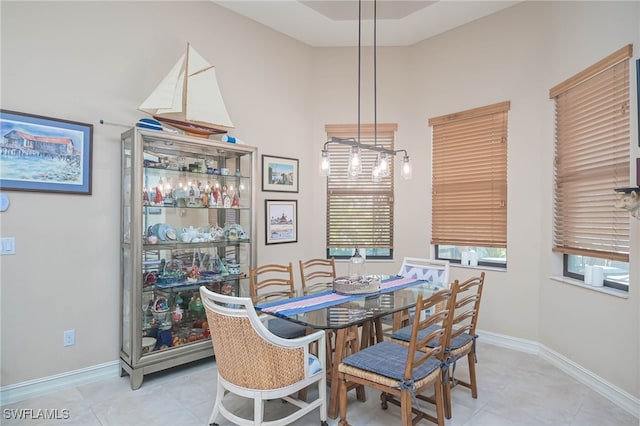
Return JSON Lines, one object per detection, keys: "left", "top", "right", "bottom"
{"left": 2, "top": 334, "right": 639, "bottom": 420}
{"left": 478, "top": 329, "right": 640, "bottom": 419}
{"left": 0, "top": 361, "right": 120, "bottom": 406}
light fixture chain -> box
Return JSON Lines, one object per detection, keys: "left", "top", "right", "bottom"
{"left": 357, "top": 0, "right": 362, "bottom": 145}
{"left": 374, "top": 0, "right": 377, "bottom": 146}
{"left": 319, "top": 0, "right": 412, "bottom": 180}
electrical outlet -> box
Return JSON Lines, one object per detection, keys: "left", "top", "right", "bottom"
{"left": 63, "top": 330, "right": 75, "bottom": 347}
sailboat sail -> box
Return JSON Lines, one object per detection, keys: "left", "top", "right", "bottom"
{"left": 139, "top": 44, "right": 234, "bottom": 134}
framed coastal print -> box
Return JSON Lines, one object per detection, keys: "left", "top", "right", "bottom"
{"left": 262, "top": 154, "right": 299, "bottom": 193}
{"left": 265, "top": 199, "right": 297, "bottom": 245}
{"left": 0, "top": 110, "right": 93, "bottom": 194}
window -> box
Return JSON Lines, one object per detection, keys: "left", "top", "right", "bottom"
{"left": 429, "top": 102, "right": 510, "bottom": 267}
{"left": 325, "top": 123, "right": 397, "bottom": 260}
{"left": 550, "top": 45, "right": 632, "bottom": 292}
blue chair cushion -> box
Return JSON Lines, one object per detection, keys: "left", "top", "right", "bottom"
{"left": 390, "top": 324, "right": 474, "bottom": 350}
{"left": 341, "top": 341, "right": 440, "bottom": 381}
{"left": 267, "top": 317, "right": 308, "bottom": 339}
{"left": 308, "top": 354, "right": 322, "bottom": 376}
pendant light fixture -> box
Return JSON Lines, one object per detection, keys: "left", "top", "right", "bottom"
{"left": 319, "top": 0, "right": 412, "bottom": 180}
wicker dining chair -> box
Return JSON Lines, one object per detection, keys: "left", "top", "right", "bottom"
{"left": 249, "top": 262, "right": 308, "bottom": 339}
{"left": 199, "top": 286, "right": 328, "bottom": 426}
{"left": 337, "top": 288, "right": 454, "bottom": 426}
{"left": 390, "top": 273, "right": 486, "bottom": 419}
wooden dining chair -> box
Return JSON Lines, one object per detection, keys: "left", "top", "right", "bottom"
{"left": 390, "top": 272, "right": 486, "bottom": 419}
{"left": 250, "top": 262, "right": 296, "bottom": 304}
{"left": 249, "top": 262, "right": 307, "bottom": 339}
{"left": 299, "top": 257, "right": 336, "bottom": 294}
{"left": 337, "top": 288, "right": 454, "bottom": 426}
{"left": 299, "top": 257, "right": 337, "bottom": 363}
{"left": 199, "top": 286, "right": 328, "bottom": 426}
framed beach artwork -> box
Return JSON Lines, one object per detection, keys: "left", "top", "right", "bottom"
{"left": 0, "top": 110, "right": 93, "bottom": 194}
{"left": 262, "top": 154, "right": 299, "bottom": 193}
{"left": 265, "top": 199, "right": 297, "bottom": 245}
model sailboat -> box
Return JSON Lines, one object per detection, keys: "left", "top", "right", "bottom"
{"left": 139, "top": 43, "right": 234, "bottom": 137}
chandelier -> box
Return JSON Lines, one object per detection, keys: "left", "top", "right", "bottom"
{"left": 319, "top": 0, "right": 412, "bottom": 181}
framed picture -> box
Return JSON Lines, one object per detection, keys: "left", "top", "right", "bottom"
{"left": 262, "top": 154, "right": 299, "bottom": 193}
{"left": 265, "top": 199, "right": 297, "bottom": 245}
{"left": 0, "top": 110, "right": 93, "bottom": 194}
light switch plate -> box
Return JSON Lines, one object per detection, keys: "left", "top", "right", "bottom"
{"left": 0, "top": 194, "right": 9, "bottom": 212}
{"left": 1, "top": 237, "right": 15, "bottom": 255}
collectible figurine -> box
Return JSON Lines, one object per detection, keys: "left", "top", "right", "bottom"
{"left": 155, "top": 186, "right": 164, "bottom": 203}
{"left": 222, "top": 185, "right": 231, "bottom": 208}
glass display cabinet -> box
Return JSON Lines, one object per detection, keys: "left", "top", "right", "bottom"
{"left": 120, "top": 127, "right": 256, "bottom": 389}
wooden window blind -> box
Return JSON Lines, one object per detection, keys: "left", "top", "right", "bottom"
{"left": 429, "top": 102, "right": 510, "bottom": 248}
{"left": 550, "top": 45, "right": 632, "bottom": 262}
{"left": 325, "top": 123, "right": 397, "bottom": 249}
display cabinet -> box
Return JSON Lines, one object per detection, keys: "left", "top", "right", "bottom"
{"left": 120, "top": 127, "right": 256, "bottom": 389}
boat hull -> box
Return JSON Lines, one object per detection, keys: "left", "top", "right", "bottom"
{"left": 153, "top": 116, "right": 228, "bottom": 138}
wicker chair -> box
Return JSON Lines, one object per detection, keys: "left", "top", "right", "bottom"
{"left": 199, "top": 286, "right": 328, "bottom": 426}
{"left": 250, "top": 262, "right": 307, "bottom": 339}
{"left": 337, "top": 288, "right": 454, "bottom": 426}
{"left": 390, "top": 273, "right": 485, "bottom": 419}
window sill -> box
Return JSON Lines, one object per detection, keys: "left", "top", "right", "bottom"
{"left": 452, "top": 264, "right": 506, "bottom": 272}
{"left": 550, "top": 276, "right": 629, "bottom": 298}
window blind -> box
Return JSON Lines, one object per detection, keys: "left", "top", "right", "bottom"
{"left": 550, "top": 45, "right": 632, "bottom": 262}
{"left": 429, "top": 102, "right": 510, "bottom": 248}
{"left": 325, "top": 123, "right": 397, "bottom": 249}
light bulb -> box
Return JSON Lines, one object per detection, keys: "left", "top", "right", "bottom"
{"left": 319, "top": 149, "right": 331, "bottom": 176}
{"left": 378, "top": 152, "right": 389, "bottom": 177}
{"left": 401, "top": 155, "right": 412, "bottom": 180}
{"left": 348, "top": 145, "right": 361, "bottom": 178}
{"left": 372, "top": 159, "right": 381, "bottom": 182}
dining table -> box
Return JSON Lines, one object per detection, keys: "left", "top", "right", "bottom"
{"left": 255, "top": 274, "right": 445, "bottom": 419}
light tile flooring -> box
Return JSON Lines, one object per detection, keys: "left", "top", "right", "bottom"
{"left": 2, "top": 343, "right": 638, "bottom": 425}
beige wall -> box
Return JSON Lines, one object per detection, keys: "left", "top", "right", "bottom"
{"left": 1, "top": 0, "right": 638, "bottom": 401}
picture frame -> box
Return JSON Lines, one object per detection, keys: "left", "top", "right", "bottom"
{"left": 262, "top": 154, "right": 299, "bottom": 193}
{"left": 265, "top": 199, "right": 297, "bottom": 245}
{"left": 0, "top": 110, "right": 93, "bottom": 195}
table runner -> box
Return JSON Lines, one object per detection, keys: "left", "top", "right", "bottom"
{"left": 256, "top": 275, "right": 432, "bottom": 316}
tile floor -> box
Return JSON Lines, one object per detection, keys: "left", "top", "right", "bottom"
{"left": 1, "top": 343, "right": 638, "bottom": 425}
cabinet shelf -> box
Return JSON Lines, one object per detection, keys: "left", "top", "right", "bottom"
{"left": 142, "top": 240, "right": 251, "bottom": 250}
{"left": 143, "top": 205, "right": 251, "bottom": 211}
{"left": 120, "top": 127, "right": 256, "bottom": 390}
{"left": 151, "top": 274, "right": 247, "bottom": 291}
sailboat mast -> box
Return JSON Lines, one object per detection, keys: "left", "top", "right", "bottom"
{"left": 182, "top": 43, "right": 191, "bottom": 118}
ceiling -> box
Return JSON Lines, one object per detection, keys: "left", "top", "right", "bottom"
{"left": 213, "top": 1, "right": 523, "bottom": 47}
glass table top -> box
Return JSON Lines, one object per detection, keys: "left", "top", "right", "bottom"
{"left": 255, "top": 275, "right": 444, "bottom": 330}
